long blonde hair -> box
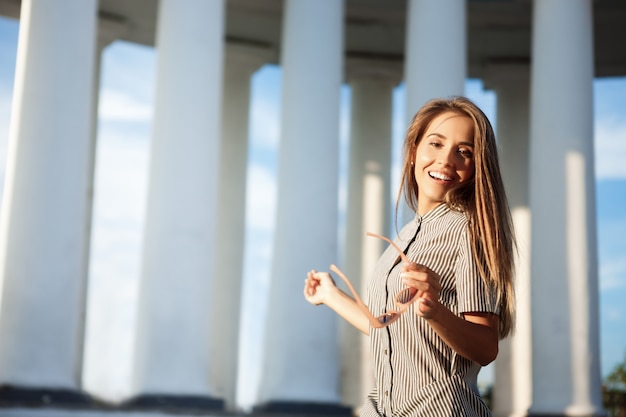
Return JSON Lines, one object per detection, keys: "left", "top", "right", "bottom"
{"left": 397, "top": 96, "right": 516, "bottom": 339}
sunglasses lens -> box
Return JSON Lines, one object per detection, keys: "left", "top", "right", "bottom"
{"left": 396, "top": 287, "right": 419, "bottom": 305}
{"left": 377, "top": 312, "right": 398, "bottom": 325}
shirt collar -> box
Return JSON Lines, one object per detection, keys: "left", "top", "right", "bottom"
{"left": 414, "top": 203, "right": 451, "bottom": 225}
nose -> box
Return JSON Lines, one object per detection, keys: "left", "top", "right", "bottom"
{"left": 438, "top": 148, "right": 456, "bottom": 167}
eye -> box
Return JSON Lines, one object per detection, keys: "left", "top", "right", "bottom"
{"left": 457, "top": 148, "right": 473, "bottom": 159}
{"left": 429, "top": 141, "right": 443, "bottom": 148}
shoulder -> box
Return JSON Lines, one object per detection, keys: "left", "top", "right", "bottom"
{"left": 440, "top": 206, "right": 470, "bottom": 233}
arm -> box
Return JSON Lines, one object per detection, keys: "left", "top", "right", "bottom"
{"left": 423, "top": 304, "right": 499, "bottom": 366}
{"left": 304, "top": 270, "right": 370, "bottom": 335}
{"left": 400, "top": 265, "right": 499, "bottom": 366}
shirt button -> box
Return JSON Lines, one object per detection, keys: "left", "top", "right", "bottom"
{"left": 384, "top": 391, "right": 389, "bottom": 396}
{"left": 384, "top": 349, "right": 388, "bottom": 355}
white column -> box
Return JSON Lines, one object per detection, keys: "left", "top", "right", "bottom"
{"left": 212, "top": 44, "right": 267, "bottom": 411}
{"left": 529, "top": 0, "right": 604, "bottom": 415}
{"left": 132, "top": 0, "right": 225, "bottom": 402}
{"left": 341, "top": 58, "right": 400, "bottom": 409}
{"left": 401, "top": 0, "right": 466, "bottom": 222}
{"left": 256, "top": 0, "right": 346, "bottom": 411}
{"left": 404, "top": 0, "right": 466, "bottom": 117}
{"left": 484, "top": 64, "right": 533, "bottom": 417}
{"left": 0, "top": 0, "right": 97, "bottom": 390}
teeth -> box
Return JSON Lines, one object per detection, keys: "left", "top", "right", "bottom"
{"left": 429, "top": 171, "right": 452, "bottom": 181}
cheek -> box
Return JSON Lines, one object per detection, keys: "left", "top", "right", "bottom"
{"left": 459, "top": 162, "right": 475, "bottom": 182}
{"left": 414, "top": 146, "right": 433, "bottom": 163}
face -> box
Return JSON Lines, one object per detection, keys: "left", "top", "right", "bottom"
{"left": 413, "top": 111, "right": 475, "bottom": 215}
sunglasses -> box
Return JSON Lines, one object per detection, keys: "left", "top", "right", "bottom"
{"left": 330, "top": 232, "right": 420, "bottom": 328}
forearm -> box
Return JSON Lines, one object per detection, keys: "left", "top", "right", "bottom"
{"left": 324, "top": 287, "right": 370, "bottom": 335}
{"left": 425, "top": 304, "right": 499, "bottom": 366}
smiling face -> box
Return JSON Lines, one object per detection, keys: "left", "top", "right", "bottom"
{"left": 413, "top": 111, "right": 475, "bottom": 215}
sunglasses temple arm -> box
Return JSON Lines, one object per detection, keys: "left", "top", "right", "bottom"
{"left": 330, "top": 264, "right": 383, "bottom": 328}
{"left": 366, "top": 232, "right": 410, "bottom": 264}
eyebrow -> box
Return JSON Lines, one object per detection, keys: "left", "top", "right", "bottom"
{"left": 426, "top": 132, "right": 474, "bottom": 147}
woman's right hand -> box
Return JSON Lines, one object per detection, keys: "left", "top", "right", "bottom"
{"left": 303, "top": 269, "right": 337, "bottom": 306}
{"left": 304, "top": 268, "right": 371, "bottom": 335}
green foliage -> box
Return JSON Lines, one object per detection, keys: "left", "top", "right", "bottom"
{"left": 604, "top": 352, "right": 626, "bottom": 417}
{"left": 606, "top": 354, "right": 626, "bottom": 391}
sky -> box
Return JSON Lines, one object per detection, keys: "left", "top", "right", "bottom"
{"left": 0, "top": 13, "right": 625, "bottom": 410}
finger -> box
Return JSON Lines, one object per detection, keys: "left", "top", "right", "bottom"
{"left": 401, "top": 278, "right": 439, "bottom": 301}
{"left": 416, "top": 297, "right": 439, "bottom": 317}
{"left": 403, "top": 264, "right": 441, "bottom": 284}
{"left": 305, "top": 282, "right": 319, "bottom": 297}
{"left": 401, "top": 270, "right": 441, "bottom": 293}
{"left": 400, "top": 271, "right": 428, "bottom": 285}
{"left": 304, "top": 280, "right": 318, "bottom": 296}
{"left": 401, "top": 263, "right": 418, "bottom": 272}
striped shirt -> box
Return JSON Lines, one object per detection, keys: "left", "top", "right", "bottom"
{"left": 360, "top": 203, "right": 498, "bottom": 417}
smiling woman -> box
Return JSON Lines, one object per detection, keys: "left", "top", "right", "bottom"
{"left": 304, "top": 96, "right": 514, "bottom": 416}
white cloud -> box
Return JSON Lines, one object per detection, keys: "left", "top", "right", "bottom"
{"left": 245, "top": 163, "right": 277, "bottom": 231}
{"left": 92, "top": 132, "right": 150, "bottom": 221}
{"left": 595, "top": 121, "right": 626, "bottom": 179}
{"left": 249, "top": 96, "right": 280, "bottom": 149}
{"left": 599, "top": 257, "right": 626, "bottom": 291}
{"left": 101, "top": 41, "right": 156, "bottom": 100}
{"left": 604, "top": 306, "right": 623, "bottom": 322}
{"left": 98, "top": 89, "right": 153, "bottom": 123}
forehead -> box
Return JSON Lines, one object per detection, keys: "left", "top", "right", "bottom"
{"left": 423, "top": 111, "right": 475, "bottom": 143}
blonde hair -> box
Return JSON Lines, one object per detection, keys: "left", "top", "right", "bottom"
{"left": 397, "top": 96, "right": 516, "bottom": 339}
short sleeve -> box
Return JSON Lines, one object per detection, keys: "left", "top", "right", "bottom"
{"left": 455, "top": 225, "right": 500, "bottom": 315}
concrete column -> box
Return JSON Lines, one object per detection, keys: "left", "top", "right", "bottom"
{"left": 401, "top": 0, "right": 466, "bottom": 222}
{"left": 484, "top": 64, "right": 533, "bottom": 417}
{"left": 0, "top": 0, "right": 97, "bottom": 399}
{"left": 340, "top": 58, "right": 400, "bottom": 409}
{"left": 212, "top": 44, "right": 267, "bottom": 411}
{"left": 132, "top": 0, "right": 225, "bottom": 407}
{"left": 404, "top": 0, "right": 466, "bottom": 117}
{"left": 255, "top": 0, "right": 348, "bottom": 413}
{"left": 528, "top": 0, "right": 604, "bottom": 415}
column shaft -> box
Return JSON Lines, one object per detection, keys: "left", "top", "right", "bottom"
{"left": 213, "top": 45, "right": 266, "bottom": 411}
{"left": 256, "top": 0, "right": 346, "bottom": 410}
{"left": 132, "top": 0, "right": 225, "bottom": 400}
{"left": 404, "top": 0, "right": 466, "bottom": 116}
{"left": 341, "top": 66, "right": 398, "bottom": 408}
{"left": 529, "top": 0, "right": 603, "bottom": 415}
{"left": 485, "top": 65, "right": 532, "bottom": 417}
{"left": 401, "top": 0, "right": 466, "bottom": 223}
{"left": 0, "top": 0, "right": 97, "bottom": 388}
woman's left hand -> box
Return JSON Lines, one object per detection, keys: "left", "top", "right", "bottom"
{"left": 400, "top": 263, "right": 442, "bottom": 319}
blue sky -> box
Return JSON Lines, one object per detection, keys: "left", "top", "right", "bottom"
{"left": 0, "top": 15, "right": 625, "bottom": 408}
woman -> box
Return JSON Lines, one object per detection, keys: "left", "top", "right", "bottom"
{"left": 304, "top": 96, "right": 516, "bottom": 416}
